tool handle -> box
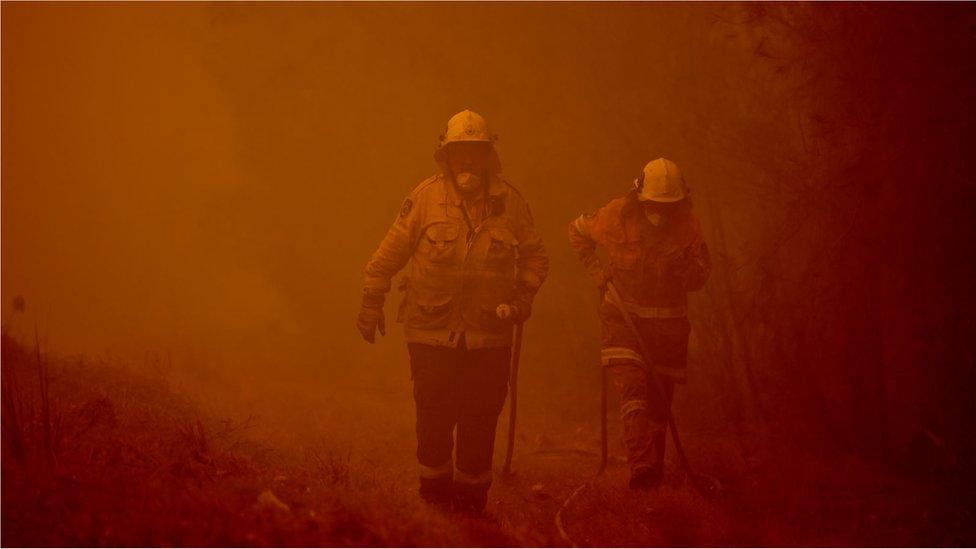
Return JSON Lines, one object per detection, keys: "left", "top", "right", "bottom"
{"left": 605, "top": 281, "right": 715, "bottom": 497}
{"left": 599, "top": 366, "right": 608, "bottom": 473}
{"left": 502, "top": 322, "right": 524, "bottom": 475}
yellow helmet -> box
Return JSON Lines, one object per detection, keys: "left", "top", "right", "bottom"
{"left": 433, "top": 110, "right": 502, "bottom": 173}
{"left": 439, "top": 110, "right": 495, "bottom": 145}
{"left": 636, "top": 158, "right": 688, "bottom": 202}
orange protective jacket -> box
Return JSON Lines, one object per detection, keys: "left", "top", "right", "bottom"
{"left": 364, "top": 174, "right": 548, "bottom": 349}
{"left": 568, "top": 190, "right": 710, "bottom": 379}
{"left": 568, "top": 190, "right": 710, "bottom": 308}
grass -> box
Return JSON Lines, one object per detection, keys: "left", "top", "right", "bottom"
{"left": 3, "top": 330, "right": 973, "bottom": 546}
{"left": 0, "top": 332, "right": 514, "bottom": 546}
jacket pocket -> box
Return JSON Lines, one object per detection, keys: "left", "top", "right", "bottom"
{"left": 423, "top": 222, "right": 460, "bottom": 265}
{"left": 484, "top": 227, "right": 518, "bottom": 268}
{"left": 406, "top": 290, "right": 454, "bottom": 330}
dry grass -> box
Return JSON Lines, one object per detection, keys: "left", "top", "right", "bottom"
{"left": 3, "top": 330, "right": 973, "bottom": 546}
{"left": 0, "top": 333, "right": 514, "bottom": 546}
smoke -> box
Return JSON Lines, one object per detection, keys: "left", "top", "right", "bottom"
{"left": 4, "top": 3, "right": 975, "bottom": 457}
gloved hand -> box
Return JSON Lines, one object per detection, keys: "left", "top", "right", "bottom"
{"left": 495, "top": 296, "right": 533, "bottom": 323}
{"left": 594, "top": 266, "right": 613, "bottom": 293}
{"left": 580, "top": 255, "right": 611, "bottom": 292}
{"left": 495, "top": 303, "right": 522, "bottom": 322}
{"left": 667, "top": 248, "right": 696, "bottom": 280}
{"left": 357, "top": 291, "right": 386, "bottom": 344}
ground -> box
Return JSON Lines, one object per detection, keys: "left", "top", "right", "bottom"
{"left": 2, "top": 334, "right": 973, "bottom": 546}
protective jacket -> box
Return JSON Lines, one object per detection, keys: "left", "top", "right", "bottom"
{"left": 364, "top": 174, "right": 548, "bottom": 349}
{"left": 568, "top": 190, "right": 710, "bottom": 380}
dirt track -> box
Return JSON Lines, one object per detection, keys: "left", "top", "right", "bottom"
{"left": 280, "top": 373, "right": 975, "bottom": 547}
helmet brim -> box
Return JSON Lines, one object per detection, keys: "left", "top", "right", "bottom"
{"left": 434, "top": 141, "right": 502, "bottom": 175}
{"left": 637, "top": 193, "right": 687, "bottom": 203}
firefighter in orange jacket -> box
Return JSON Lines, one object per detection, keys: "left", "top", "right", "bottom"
{"left": 568, "top": 158, "right": 710, "bottom": 489}
{"left": 358, "top": 110, "right": 549, "bottom": 513}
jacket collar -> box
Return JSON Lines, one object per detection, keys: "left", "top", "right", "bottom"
{"left": 621, "top": 189, "right": 642, "bottom": 217}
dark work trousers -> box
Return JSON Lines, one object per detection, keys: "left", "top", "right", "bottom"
{"left": 601, "top": 312, "right": 688, "bottom": 474}
{"left": 609, "top": 362, "right": 675, "bottom": 473}
{"left": 408, "top": 340, "right": 510, "bottom": 513}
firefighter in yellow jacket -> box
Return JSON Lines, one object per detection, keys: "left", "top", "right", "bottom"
{"left": 358, "top": 110, "right": 549, "bottom": 513}
{"left": 568, "top": 158, "right": 710, "bottom": 489}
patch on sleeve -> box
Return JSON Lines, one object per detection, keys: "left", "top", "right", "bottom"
{"left": 400, "top": 198, "right": 413, "bottom": 218}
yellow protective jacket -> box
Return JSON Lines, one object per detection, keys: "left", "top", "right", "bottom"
{"left": 364, "top": 174, "right": 548, "bottom": 349}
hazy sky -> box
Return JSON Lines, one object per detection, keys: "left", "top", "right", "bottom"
{"left": 2, "top": 3, "right": 793, "bottom": 409}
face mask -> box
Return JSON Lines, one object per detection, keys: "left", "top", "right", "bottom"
{"left": 644, "top": 209, "right": 665, "bottom": 227}
{"left": 454, "top": 171, "right": 484, "bottom": 194}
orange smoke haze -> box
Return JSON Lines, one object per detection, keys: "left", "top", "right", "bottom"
{"left": 4, "top": 1, "right": 976, "bottom": 503}
{"left": 3, "top": 3, "right": 773, "bottom": 402}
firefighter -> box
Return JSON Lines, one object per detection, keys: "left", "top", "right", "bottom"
{"left": 358, "top": 110, "right": 549, "bottom": 513}
{"left": 568, "top": 158, "right": 710, "bottom": 489}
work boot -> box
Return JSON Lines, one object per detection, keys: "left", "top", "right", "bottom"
{"left": 651, "top": 429, "right": 666, "bottom": 466}
{"left": 419, "top": 476, "right": 454, "bottom": 510}
{"left": 629, "top": 465, "right": 663, "bottom": 490}
{"left": 453, "top": 482, "right": 490, "bottom": 515}
{"left": 637, "top": 429, "right": 667, "bottom": 490}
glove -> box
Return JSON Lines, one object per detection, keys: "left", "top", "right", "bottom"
{"left": 592, "top": 266, "right": 613, "bottom": 293}
{"left": 580, "top": 254, "right": 610, "bottom": 292}
{"left": 667, "top": 248, "right": 696, "bottom": 280}
{"left": 494, "top": 303, "right": 522, "bottom": 322}
{"left": 357, "top": 291, "right": 386, "bottom": 344}
{"left": 599, "top": 268, "right": 613, "bottom": 292}
{"left": 495, "top": 288, "right": 533, "bottom": 323}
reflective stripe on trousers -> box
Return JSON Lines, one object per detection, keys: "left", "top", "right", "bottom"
{"left": 419, "top": 459, "right": 453, "bottom": 480}
{"left": 600, "top": 346, "right": 686, "bottom": 379}
{"left": 454, "top": 467, "right": 492, "bottom": 485}
{"left": 609, "top": 361, "right": 674, "bottom": 472}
